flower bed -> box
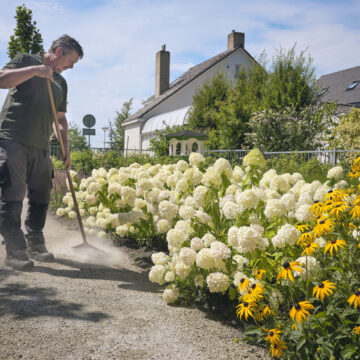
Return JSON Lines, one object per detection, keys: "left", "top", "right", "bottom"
{"left": 56, "top": 150, "right": 360, "bottom": 359}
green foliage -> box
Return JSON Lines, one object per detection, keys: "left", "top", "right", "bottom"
{"left": 68, "top": 122, "right": 89, "bottom": 151}
{"left": 264, "top": 154, "right": 332, "bottom": 183}
{"left": 7, "top": 4, "right": 43, "bottom": 59}
{"left": 329, "top": 107, "right": 360, "bottom": 150}
{"left": 246, "top": 103, "right": 337, "bottom": 152}
{"left": 262, "top": 45, "right": 316, "bottom": 111}
{"left": 109, "top": 98, "right": 132, "bottom": 151}
{"left": 149, "top": 124, "right": 185, "bottom": 157}
{"left": 187, "top": 72, "right": 230, "bottom": 133}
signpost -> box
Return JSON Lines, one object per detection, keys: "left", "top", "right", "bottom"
{"left": 82, "top": 114, "right": 96, "bottom": 147}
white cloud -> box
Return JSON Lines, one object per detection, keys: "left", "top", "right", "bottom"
{"left": 0, "top": 0, "right": 359, "bottom": 147}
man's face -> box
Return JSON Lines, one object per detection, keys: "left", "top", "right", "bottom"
{"left": 53, "top": 48, "right": 79, "bottom": 74}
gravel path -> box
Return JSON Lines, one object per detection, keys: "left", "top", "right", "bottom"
{"left": 0, "top": 208, "right": 269, "bottom": 360}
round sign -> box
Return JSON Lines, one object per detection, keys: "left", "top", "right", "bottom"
{"left": 83, "top": 114, "right": 96, "bottom": 128}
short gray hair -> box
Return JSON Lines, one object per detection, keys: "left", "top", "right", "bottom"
{"left": 49, "top": 34, "right": 83, "bottom": 59}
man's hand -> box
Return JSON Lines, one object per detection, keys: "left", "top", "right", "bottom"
{"left": 62, "top": 147, "right": 71, "bottom": 169}
{"left": 36, "top": 65, "right": 54, "bottom": 82}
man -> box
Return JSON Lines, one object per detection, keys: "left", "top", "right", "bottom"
{"left": 0, "top": 34, "right": 83, "bottom": 270}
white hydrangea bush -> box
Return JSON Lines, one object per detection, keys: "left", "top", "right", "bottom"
{"left": 57, "top": 151, "right": 343, "bottom": 305}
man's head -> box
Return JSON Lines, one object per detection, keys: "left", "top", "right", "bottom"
{"left": 48, "top": 35, "right": 83, "bottom": 73}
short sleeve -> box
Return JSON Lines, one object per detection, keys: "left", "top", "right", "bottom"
{"left": 2, "top": 53, "right": 32, "bottom": 70}
{"left": 58, "top": 78, "right": 68, "bottom": 113}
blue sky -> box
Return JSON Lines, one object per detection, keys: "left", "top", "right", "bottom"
{"left": 0, "top": 0, "right": 360, "bottom": 147}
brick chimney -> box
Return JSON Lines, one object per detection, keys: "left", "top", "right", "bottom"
{"left": 155, "top": 44, "right": 170, "bottom": 98}
{"left": 227, "top": 30, "right": 245, "bottom": 50}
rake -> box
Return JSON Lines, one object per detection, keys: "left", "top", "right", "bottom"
{"left": 41, "top": 52, "right": 103, "bottom": 253}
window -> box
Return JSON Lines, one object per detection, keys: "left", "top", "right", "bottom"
{"left": 235, "top": 64, "right": 240, "bottom": 78}
{"left": 192, "top": 142, "right": 198, "bottom": 152}
{"left": 347, "top": 80, "right": 360, "bottom": 90}
{"left": 176, "top": 143, "right": 181, "bottom": 155}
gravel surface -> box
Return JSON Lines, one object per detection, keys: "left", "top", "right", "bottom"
{"left": 0, "top": 209, "right": 269, "bottom": 360}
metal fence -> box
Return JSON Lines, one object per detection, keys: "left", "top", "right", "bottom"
{"left": 50, "top": 145, "right": 360, "bottom": 166}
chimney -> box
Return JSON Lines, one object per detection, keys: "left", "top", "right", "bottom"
{"left": 155, "top": 44, "right": 170, "bottom": 98}
{"left": 227, "top": 30, "right": 245, "bottom": 50}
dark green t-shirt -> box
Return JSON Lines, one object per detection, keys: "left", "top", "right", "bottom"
{"left": 0, "top": 53, "right": 67, "bottom": 150}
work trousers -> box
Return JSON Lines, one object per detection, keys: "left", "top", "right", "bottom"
{"left": 0, "top": 141, "right": 52, "bottom": 249}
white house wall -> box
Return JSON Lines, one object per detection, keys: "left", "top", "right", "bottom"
{"left": 124, "top": 122, "right": 141, "bottom": 151}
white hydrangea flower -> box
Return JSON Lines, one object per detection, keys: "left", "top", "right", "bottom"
{"left": 138, "top": 178, "right": 153, "bottom": 191}
{"left": 56, "top": 208, "right": 66, "bottom": 217}
{"left": 179, "top": 247, "right": 197, "bottom": 266}
{"left": 233, "top": 255, "right": 249, "bottom": 270}
{"left": 189, "top": 152, "right": 205, "bottom": 167}
{"left": 86, "top": 194, "right": 97, "bottom": 205}
{"left": 210, "top": 241, "right": 231, "bottom": 261}
{"left": 313, "top": 185, "right": 331, "bottom": 202}
{"left": 108, "top": 183, "right": 121, "bottom": 195}
{"left": 174, "top": 220, "right": 194, "bottom": 235}
{"left": 334, "top": 180, "right": 348, "bottom": 189}
{"left": 206, "top": 272, "right": 229, "bottom": 293}
{"left": 214, "top": 158, "right": 233, "bottom": 179}
{"left": 236, "top": 189, "right": 259, "bottom": 209}
{"left": 179, "top": 205, "right": 196, "bottom": 220}
{"left": 167, "top": 229, "right": 189, "bottom": 249}
{"left": 159, "top": 190, "right": 171, "bottom": 202}
{"left": 164, "top": 271, "right": 175, "bottom": 283}
{"left": 116, "top": 225, "right": 128, "bottom": 237}
{"left": 222, "top": 201, "right": 243, "bottom": 219}
{"left": 315, "top": 237, "right": 326, "bottom": 248}
{"left": 264, "top": 199, "right": 287, "bottom": 218}
{"left": 159, "top": 200, "right": 179, "bottom": 221}
{"left": 202, "top": 166, "right": 222, "bottom": 187}
{"left": 260, "top": 169, "right": 277, "bottom": 188}
{"left": 280, "top": 193, "right": 296, "bottom": 211}
{"left": 270, "top": 175, "right": 291, "bottom": 193}
{"left": 271, "top": 224, "right": 300, "bottom": 248}
{"left": 194, "top": 210, "right": 212, "bottom": 224}
{"left": 248, "top": 212, "right": 261, "bottom": 225}
{"left": 295, "top": 203, "right": 312, "bottom": 222}
{"left": 232, "top": 166, "right": 245, "bottom": 183}
{"left": 151, "top": 252, "right": 169, "bottom": 265}
{"left": 327, "top": 166, "right": 344, "bottom": 181}
{"left": 176, "top": 160, "right": 189, "bottom": 172}
{"left": 175, "top": 178, "right": 189, "bottom": 193}
{"left": 156, "top": 219, "right": 170, "bottom": 234}
{"left": 196, "top": 248, "right": 215, "bottom": 270}
{"left": 295, "top": 256, "right": 319, "bottom": 278}
{"left": 202, "top": 233, "right": 216, "bottom": 247}
{"left": 227, "top": 226, "right": 239, "bottom": 248}
{"left": 236, "top": 226, "right": 263, "bottom": 253}
{"left": 68, "top": 211, "right": 77, "bottom": 219}
{"left": 162, "top": 286, "right": 179, "bottom": 304}
{"left": 175, "top": 261, "right": 192, "bottom": 279}
{"left": 149, "top": 265, "right": 166, "bottom": 285}
{"left": 190, "top": 237, "right": 205, "bottom": 251}
{"left": 193, "top": 185, "right": 209, "bottom": 208}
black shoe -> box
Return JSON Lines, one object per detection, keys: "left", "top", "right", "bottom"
{"left": 5, "top": 248, "right": 34, "bottom": 271}
{"left": 26, "top": 234, "right": 54, "bottom": 262}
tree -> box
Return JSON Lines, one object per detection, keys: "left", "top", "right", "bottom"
{"left": 328, "top": 107, "right": 360, "bottom": 149}
{"left": 262, "top": 45, "right": 316, "bottom": 111}
{"left": 246, "top": 103, "right": 336, "bottom": 152}
{"left": 109, "top": 98, "right": 132, "bottom": 151}
{"left": 7, "top": 4, "right": 44, "bottom": 59}
{"left": 50, "top": 122, "right": 88, "bottom": 151}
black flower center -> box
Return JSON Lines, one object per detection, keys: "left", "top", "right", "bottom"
{"left": 251, "top": 284, "right": 256, "bottom": 290}
{"left": 269, "top": 331, "right": 274, "bottom": 336}
{"left": 283, "top": 261, "right": 290, "bottom": 269}
{"left": 318, "top": 283, "right": 324, "bottom": 288}
{"left": 244, "top": 302, "right": 249, "bottom": 307}
{"left": 314, "top": 200, "right": 319, "bottom": 204}
{"left": 331, "top": 240, "right": 337, "bottom": 244}
{"left": 240, "top": 278, "right": 245, "bottom": 284}
{"left": 328, "top": 190, "right": 333, "bottom": 193}
{"left": 320, "top": 220, "right": 325, "bottom": 224}
{"left": 306, "top": 243, "right": 311, "bottom": 248}
{"left": 294, "top": 303, "right": 301, "bottom": 310}
{"left": 355, "top": 290, "right": 360, "bottom": 296}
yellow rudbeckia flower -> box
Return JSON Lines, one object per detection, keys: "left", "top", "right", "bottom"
{"left": 289, "top": 301, "right": 314, "bottom": 324}
{"left": 277, "top": 261, "right": 303, "bottom": 282}
{"left": 324, "top": 239, "right": 346, "bottom": 256}
{"left": 312, "top": 280, "right": 336, "bottom": 301}
{"left": 348, "top": 289, "right": 360, "bottom": 309}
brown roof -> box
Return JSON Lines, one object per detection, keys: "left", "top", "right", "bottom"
{"left": 317, "top": 66, "right": 360, "bottom": 106}
{"left": 126, "top": 46, "right": 255, "bottom": 122}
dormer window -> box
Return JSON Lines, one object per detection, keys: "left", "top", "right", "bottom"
{"left": 347, "top": 80, "right": 360, "bottom": 90}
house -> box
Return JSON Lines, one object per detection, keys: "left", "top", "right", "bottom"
{"left": 317, "top": 66, "right": 360, "bottom": 114}
{"left": 123, "top": 30, "right": 256, "bottom": 152}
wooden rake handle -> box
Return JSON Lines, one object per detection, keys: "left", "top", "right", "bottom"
{"left": 41, "top": 53, "right": 88, "bottom": 244}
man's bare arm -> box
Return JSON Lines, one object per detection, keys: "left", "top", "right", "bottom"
{"left": 0, "top": 65, "right": 54, "bottom": 89}
{"left": 54, "top": 112, "right": 71, "bottom": 168}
